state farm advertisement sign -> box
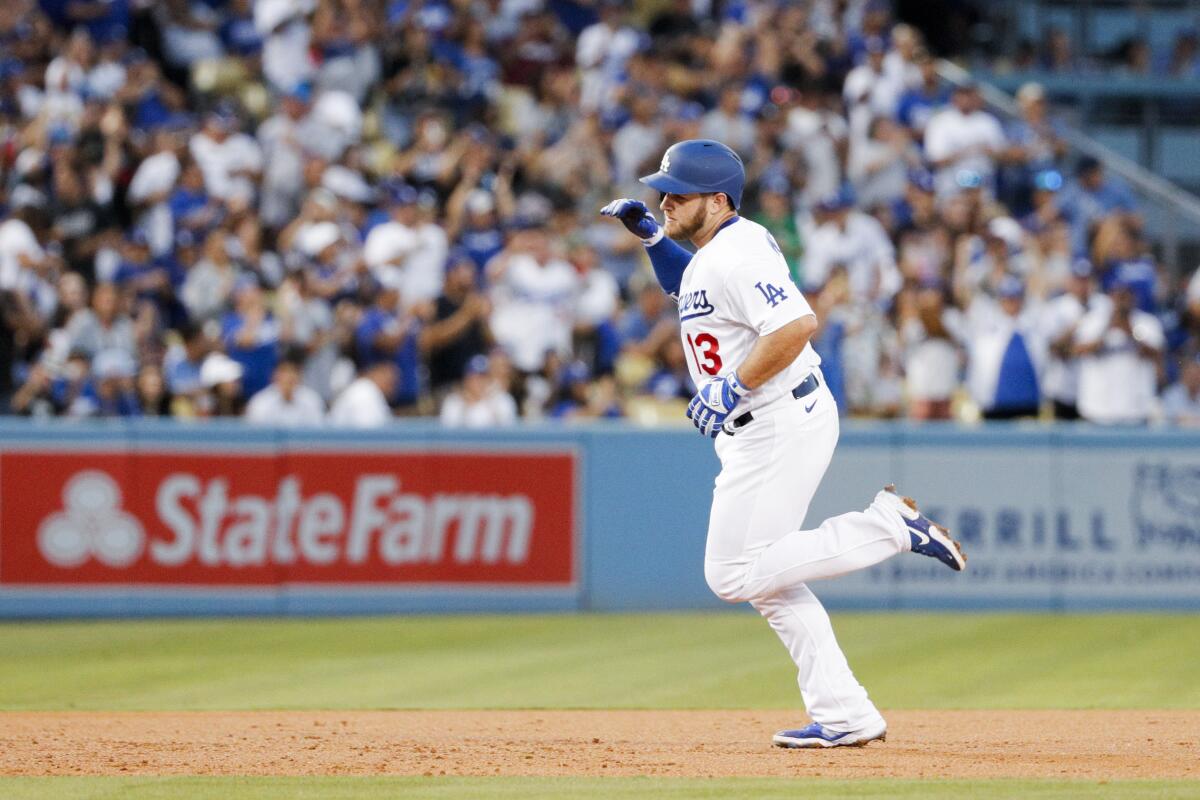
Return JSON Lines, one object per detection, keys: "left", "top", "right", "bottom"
{"left": 0, "top": 451, "right": 576, "bottom": 587}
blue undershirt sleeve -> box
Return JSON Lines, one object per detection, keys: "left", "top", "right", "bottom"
{"left": 644, "top": 237, "right": 693, "bottom": 299}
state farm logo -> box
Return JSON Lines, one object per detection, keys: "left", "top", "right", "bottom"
{"left": 37, "top": 471, "right": 145, "bottom": 568}
{"left": 34, "top": 471, "right": 537, "bottom": 570}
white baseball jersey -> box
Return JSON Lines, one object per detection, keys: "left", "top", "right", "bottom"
{"left": 676, "top": 217, "right": 820, "bottom": 416}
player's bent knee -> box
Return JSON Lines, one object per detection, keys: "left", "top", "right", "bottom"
{"left": 704, "top": 559, "right": 753, "bottom": 604}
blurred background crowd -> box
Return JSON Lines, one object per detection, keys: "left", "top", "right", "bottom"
{"left": 1, "top": 0, "right": 1199, "bottom": 428}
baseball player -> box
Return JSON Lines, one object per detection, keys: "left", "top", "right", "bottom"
{"left": 601, "top": 140, "right": 966, "bottom": 748}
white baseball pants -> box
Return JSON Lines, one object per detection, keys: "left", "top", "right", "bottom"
{"left": 704, "top": 375, "right": 910, "bottom": 732}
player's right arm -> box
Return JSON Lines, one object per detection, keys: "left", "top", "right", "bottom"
{"left": 600, "top": 199, "right": 691, "bottom": 299}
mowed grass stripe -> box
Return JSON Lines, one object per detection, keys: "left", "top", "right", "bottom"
{"left": 0, "top": 613, "right": 1197, "bottom": 711}
{"left": 2, "top": 777, "right": 1199, "bottom": 800}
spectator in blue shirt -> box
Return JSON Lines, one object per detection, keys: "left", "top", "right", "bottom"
{"left": 1059, "top": 156, "right": 1140, "bottom": 255}
{"left": 895, "top": 50, "right": 948, "bottom": 143}
{"left": 221, "top": 280, "right": 280, "bottom": 397}
{"left": 355, "top": 280, "right": 423, "bottom": 410}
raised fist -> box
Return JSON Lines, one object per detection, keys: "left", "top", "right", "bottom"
{"left": 600, "top": 199, "right": 661, "bottom": 242}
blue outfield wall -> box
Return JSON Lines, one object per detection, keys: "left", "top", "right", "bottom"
{"left": 0, "top": 419, "right": 1198, "bottom": 616}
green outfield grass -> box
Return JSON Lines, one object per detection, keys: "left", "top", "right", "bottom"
{"left": 0, "top": 612, "right": 1198, "bottom": 711}
{"left": 3, "top": 778, "right": 1200, "bottom": 800}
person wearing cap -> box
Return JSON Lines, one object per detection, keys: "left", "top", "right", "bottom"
{"left": 1072, "top": 272, "right": 1164, "bottom": 424}
{"left": 363, "top": 182, "right": 445, "bottom": 313}
{"left": 965, "top": 273, "right": 1047, "bottom": 420}
{"left": 245, "top": 347, "right": 325, "bottom": 426}
{"left": 439, "top": 354, "right": 518, "bottom": 428}
{"left": 802, "top": 185, "right": 901, "bottom": 303}
{"left": 1161, "top": 355, "right": 1200, "bottom": 426}
{"left": 1038, "top": 258, "right": 1110, "bottom": 420}
{"left": 198, "top": 350, "right": 245, "bottom": 417}
{"left": 188, "top": 102, "right": 263, "bottom": 202}
{"left": 924, "top": 81, "right": 1007, "bottom": 197}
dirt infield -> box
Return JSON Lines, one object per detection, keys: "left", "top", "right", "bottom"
{"left": 2, "top": 710, "right": 1197, "bottom": 779}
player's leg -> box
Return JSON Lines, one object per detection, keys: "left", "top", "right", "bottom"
{"left": 704, "top": 399, "right": 909, "bottom": 604}
{"left": 752, "top": 584, "right": 887, "bottom": 739}
{"left": 703, "top": 395, "right": 887, "bottom": 736}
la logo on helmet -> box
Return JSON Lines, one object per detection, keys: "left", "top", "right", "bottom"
{"left": 661, "top": 153, "right": 670, "bottom": 173}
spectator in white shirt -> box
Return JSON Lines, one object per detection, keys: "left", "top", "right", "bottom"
{"left": 328, "top": 361, "right": 397, "bottom": 428}
{"left": 364, "top": 184, "right": 447, "bottom": 313}
{"left": 1039, "top": 258, "right": 1110, "bottom": 420}
{"left": 882, "top": 24, "right": 923, "bottom": 94}
{"left": 245, "top": 351, "right": 325, "bottom": 426}
{"left": 576, "top": 1, "right": 641, "bottom": 112}
{"left": 1073, "top": 277, "right": 1164, "bottom": 424}
{"left": 802, "top": 187, "right": 901, "bottom": 302}
{"left": 924, "top": 82, "right": 1007, "bottom": 197}
{"left": 843, "top": 36, "right": 903, "bottom": 141}
{"left": 783, "top": 88, "right": 847, "bottom": 210}
{"left": 189, "top": 106, "right": 263, "bottom": 205}
{"left": 440, "top": 354, "right": 518, "bottom": 428}
{"left": 487, "top": 221, "right": 579, "bottom": 374}
{"left": 901, "top": 280, "right": 962, "bottom": 420}
{"left": 1161, "top": 356, "right": 1200, "bottom": 426}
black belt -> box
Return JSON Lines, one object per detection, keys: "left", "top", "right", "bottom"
{"left": 730, "top": 372, "right": 820, "bottom": 429}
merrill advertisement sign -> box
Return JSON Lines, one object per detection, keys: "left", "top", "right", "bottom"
{"left": 0, "top": 450, "right": 577, "bottom": 588}
{"left": 809, "top": 444, "right": 1200, "bottom": 608}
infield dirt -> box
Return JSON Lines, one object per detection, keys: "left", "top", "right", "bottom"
{"left": 2, "top": 710, "right": 1197, "bottom": 780}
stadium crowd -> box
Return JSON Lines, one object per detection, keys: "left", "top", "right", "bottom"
{"left": 1, "top": 0, "right": 1199, "bottom": 428}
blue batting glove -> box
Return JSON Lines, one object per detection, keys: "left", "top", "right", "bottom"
{"left": 686, "top": 372, "right": 749, "bottom": 438}
{"left": 600, "top": 198, "right": 661, "bottom": 241}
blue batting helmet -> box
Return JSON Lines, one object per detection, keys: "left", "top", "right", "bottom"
{"left": 640, "top": 139, "right": 746, "bottom": 209}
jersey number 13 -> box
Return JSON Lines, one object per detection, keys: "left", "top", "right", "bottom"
{"left": 686, "top": 332, "right": 723, "bottom": 375}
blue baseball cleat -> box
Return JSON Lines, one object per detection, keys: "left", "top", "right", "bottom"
{"left": 884, "top": 484, "right": 967, "bottom": 571}
{"left": 773, "top": 721, "right": 887, "bottom": 749}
